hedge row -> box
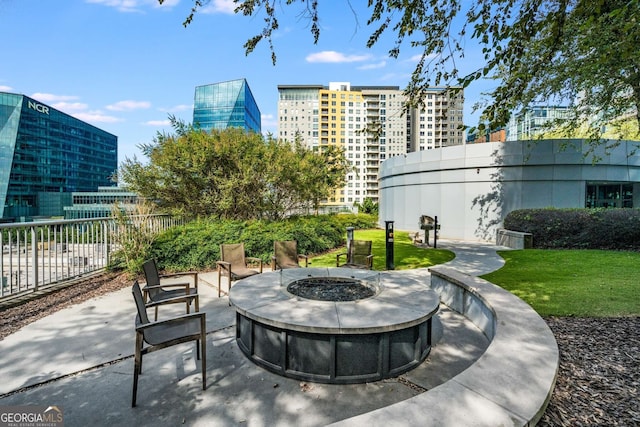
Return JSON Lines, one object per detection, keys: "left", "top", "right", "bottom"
{"left": 149, "top": 213, "right": 378, "bottom": 271}
{"left": 503, "top": 208, "right": 640, "bottom": 250}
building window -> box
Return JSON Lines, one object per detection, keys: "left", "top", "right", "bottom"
{"left": 586, "top": 183, "right": 633, "bottom": 208}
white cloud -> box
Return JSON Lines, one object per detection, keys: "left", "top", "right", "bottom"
{"left": 143, "top": 119, "right": 171, "bottom": 126}
{"left": 159, "top": 104, "right": 193, "bottom": 112}
{"left": 155, "top": 0, "right": 180, "bottom": 8}
{"left": 405, "top": 53, "right": 436, "bottom": 63}
{"left": 106, "top": 100, "right": 151, "bottom": 111}
{"left": 26, "top": 91, "right": 122, "bottom": 124}
{"left": 30, "top": 94, "right": 92, "bottom": 116}
{"left": 358, "top": 61, "right": 386, "bottom": 70}
{"left": 73, "top": 111, "right": 123, "bottom": 123}
{"left": 85, "top": 0, "right": 180, "bottom": 13}
{"left": 261, "top": 112, "right": 276, "bottom": 125}
{"left": 261, "top": 113, "right": 278, "bottom": 134}
{"left": 85, "top": 0, "right": 143, "bottom": 13}
{"left": 0, "top": 85, "right": 13, "bottom": 92}
{"left": 30, "top": 93, "right": 80, "bottom": 102}
{"left": 378, "top": 72, "right": 412, "bottom": 82}
{"left": 51, "top": 102, "right": 89, "bottom": 112}
{"left": 306, "top": 51, "right": 372, "bottom": 63}
{"left": 200, "top": 0, "right": 236, "bottom": 14}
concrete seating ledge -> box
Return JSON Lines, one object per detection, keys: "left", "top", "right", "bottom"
{"left": 497, "top": 228, "right": 533, "bottom": 249}
{"left": 329, "top": 266, "right": 559, "bottom": 427}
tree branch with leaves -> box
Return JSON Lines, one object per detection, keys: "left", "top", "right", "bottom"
{"left": 162, "top": 0, "right": 640, "bottom": 144}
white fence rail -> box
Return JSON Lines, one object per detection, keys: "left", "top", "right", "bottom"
{"left": 1, "top": 215, "right": 181, "bottom": 300}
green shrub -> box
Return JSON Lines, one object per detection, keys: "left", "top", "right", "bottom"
{"left": 108, "top": 202, "right": 157, "bottom": 276}
{"left": 149, "top": 214, "right": 377, "bottom": 271}
{"left": 332, "top": 213, "right": 378, "bottom": 229}
{"left": 503, "top": 208, "right": 640, "bottom": 250}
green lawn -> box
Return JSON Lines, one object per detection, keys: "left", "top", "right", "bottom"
{"left": 310, "top": 232, "right": 639, "bottom": 318}
{"left": 308, "top": 229, "right": 455, "bottom": 270}
{"left": 481, "top": 249, "right": 640, "bottom": 317}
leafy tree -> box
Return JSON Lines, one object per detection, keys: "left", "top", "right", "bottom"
{"left": 262, "top": 138, "right": 350, "bottom": 217}
{"left": 161, "top": 0, "right": 640, "bottom": 146}
{"left": 354, "top": 198, "right": 379, "bottom": 216}
{"left": 119, "top": 117, "right": 349, "bottom": 219}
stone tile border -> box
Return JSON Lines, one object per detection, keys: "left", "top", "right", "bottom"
{"left": 329, "top": 266, "right": 559, "bottom": 427}
{"left": 230, "top": 268, "right": 439, "bottom": 333}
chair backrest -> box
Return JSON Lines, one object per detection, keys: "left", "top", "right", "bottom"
{"left": 142, "top": 259, "right": 161, "bottom": 299}
{"left": 132, "top": 280, "right": 150, "bottom": 327}
{"left": 274, "top": 240, "right": 300, "bottom": 269}
{"left": 350, "top": 240, "right": 372, "bottom": 266}
{"left": 220, "top": 243, "right": 246, "bottom": 268}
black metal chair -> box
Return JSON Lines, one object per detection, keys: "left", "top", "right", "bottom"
{"left": 142, "top": 259, "right": 199, "bottom": 320}
{"left": 131, "top": 280, "right": 206, "bottom": 407}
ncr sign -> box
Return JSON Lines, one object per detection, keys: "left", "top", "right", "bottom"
{"left": 28, "top": 100, "right": 50, "bottom": 115}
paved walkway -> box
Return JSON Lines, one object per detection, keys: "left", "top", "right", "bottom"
{"left": 0, "top": 240, "right": 511, "bottom": 427}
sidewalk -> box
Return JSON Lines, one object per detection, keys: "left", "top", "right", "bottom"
{"left": 0, "top": 240, "right": 509, "bottom": 426}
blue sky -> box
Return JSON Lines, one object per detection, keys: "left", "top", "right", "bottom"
{"left": 0, "top": 0, "right": 492, "bottom": 165}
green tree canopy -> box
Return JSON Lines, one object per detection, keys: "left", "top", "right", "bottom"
{"left": 162, "top": 0, "right": 640, "bottom": 144}
{"left": 119, "top": 118, "right": 350, "bottom": 220}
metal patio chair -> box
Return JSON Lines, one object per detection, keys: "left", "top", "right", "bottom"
{"left": 142, "top": 258, "right": 199, "bottom": 321}
{"left": 271, "top": 240, "right": 308, "bottom": 270}
{"left": 131, "top": 280, "right": 206, "bottom": 407}
{"left": 216, "top": 243, "right": 263, "bottom": 297}
{"left": 336, "top": 240, "right": 374, "bottom": 270}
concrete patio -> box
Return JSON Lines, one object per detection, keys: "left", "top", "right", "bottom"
{"left": 0, "top": 240, "right": 558, "bottom": 426}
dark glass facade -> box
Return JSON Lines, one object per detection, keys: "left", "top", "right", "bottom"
{"left": 0, "top": 92, "right": 117, "bottom": 221}
{"left": 586, "top": 182, "right": 634, "bottom": 208}
{"left": 193, "top": 79, "right": 261, "bottom": 133}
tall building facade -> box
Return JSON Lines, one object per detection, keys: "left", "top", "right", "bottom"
{"left": 193, "top": 79, "right": 261, "bottom": 133}
{"left": 506, "top": 106, "right": 570, "bottom": 141}
{"left": 0, "top": 92, "right": 117, "bottom": 221}
{"left": 277, "top": 82, "right": 464, "bottom": 211}
{"left": 63, "top": 186, "right": 139, "bottom": 219}
{"left": 409, "top": 87, "right": 465, "bottom": 151}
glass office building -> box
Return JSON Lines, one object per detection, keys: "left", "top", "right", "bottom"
{"left": 64, "top": 186, "right": 139, "bottom": 219}
{"left": 193, "top": 79, "right": 261, "bottom": 133}
{"left": 0, "top": 92, "right": 117, "bottom": 221}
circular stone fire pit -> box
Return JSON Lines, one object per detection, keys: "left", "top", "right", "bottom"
{"left": 286, "top": 276, "right": 377, "bottom": 301}
{"left": 230, "top": 267, "right": 439, "bottom": 384}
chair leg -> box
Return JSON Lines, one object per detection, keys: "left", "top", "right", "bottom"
{"left": 200, "top": 316, "right": 207, "bottom": 390}
{"left": 227, "top": 277, "right": 233, "bottom": 306}
{"left": 132, "top": 333, "right": 143, "bottom": 407}
{"left": 154, "top": 306, "right": 159, "bottom": 321}
{"left": 217, "top": 269, "right": 222, "bottom": 298}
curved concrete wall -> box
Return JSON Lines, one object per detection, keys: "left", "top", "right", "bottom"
{"left": 378, "top": 139, "right": 640, "bottom": 241}
{"left": 330, "top": 266, "right": 559, "bottom": 427}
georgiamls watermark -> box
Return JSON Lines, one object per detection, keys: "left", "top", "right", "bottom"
{"left": 0, "top": 406, "right": 63, "bottom": 427}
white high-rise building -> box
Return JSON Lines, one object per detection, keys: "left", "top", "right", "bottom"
{"left": 277, "top": 82, "right": 464, "bottom": 211}
{"left": 506, "top": 106, "right": 570, "bottom": 141}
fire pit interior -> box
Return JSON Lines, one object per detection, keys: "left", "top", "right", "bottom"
{"left": 286, "top": 276, "right": 378, "bottom": 301}
{"left": 230, "top": 268, "right": 439, "bottom": 384}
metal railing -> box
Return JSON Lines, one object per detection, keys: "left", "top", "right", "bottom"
{"left": 1, "top": 215, "right": 182, "bottom": 300}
